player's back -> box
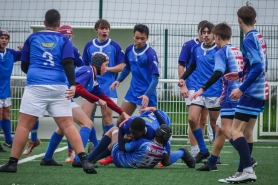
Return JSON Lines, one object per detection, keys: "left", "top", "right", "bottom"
{"left": 215, "top": 44, "right": 243, "bottom": 102}
{"left": 21, "top": 30, "right": 73, "bottom": 86}
{"left": 242, "top": 30, "right": 268, "bottom": 100}
{"left": 115, "top": 139, "right": 170, "bottom": 168}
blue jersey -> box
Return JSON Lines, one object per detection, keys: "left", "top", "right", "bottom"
{"left": 73, "top": 46, "right": 84, "bottom": 67}
{"left": 113, "top": 139, "right": 170, "bottom": 168}
{"left": 121, "top": 110, "right": 171, "bottom": 140}
{"left": 191, "top": 43, "right": 222, "bottom": 97}
{"left": 178, "top": 39, "right": 199, "bottom": 90}
{"left": 124, "top": 44, "right": 159, "bottom": 106}
{"left": 82, "top": 38, "right": 125, "bottom": 98}
{"left": 242, "top": 30, "right": 268, "bottom": 100}
{"left": 21, "top": 30, "right": 74, "bottom": 86}
{"left": 74, "top": 66, "right": 103, "bottom": 98}
{"left": 0, "top": 48, "right": 21, "bottom": 98}
{"left": 214, "top": 44, "right": 243, "bottom": 102}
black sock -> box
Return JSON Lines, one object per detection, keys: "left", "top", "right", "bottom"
{"left": 77, "top": 152, "right": 87, "bottom": 163}
{"left": 8, "top": 157, "right": 18, "bottom": 165}
{"left": 87, "top": 135, "right": 111, "bottom": 162}
{"left": 92, "top": 148, "right": 111, "bottom": 164}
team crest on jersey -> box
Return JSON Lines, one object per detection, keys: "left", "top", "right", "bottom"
{"left": 41, "top": 42, "right": 55, "bottom": 49}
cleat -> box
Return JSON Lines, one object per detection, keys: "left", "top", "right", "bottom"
{"left": 3, "top": 142, "right": 12, "bottom": 148}
{"left": 251, "top": 158, "right": 257, "bottom": 168}
{"left": 197, "top": 163, "right": 217, "bottom": 171}
{"left": 218, "top": 172, "right": 242, "bottom": 183}
{"left": 0, "top": 163, "right": 17, "bottom": 173}
{"left": 23, "top": 139, "right": 41, "bottom": 156}
{"left": 0, "top": 144, "right": 6, "bottom": 152}
{"left": 40, "top": 158, "right": 63, "bottom": 166}
{"left": 179, "top": 146, "right": 196, "bottom": 168}
{"left": 87, "top": 142, "right": 94, "bottom": 154}
{"left": 195, "top": 151, "right": 210, "bottom": 163}
{"left": 72, "top": 159, "right": 82, "bottom": 168}
{"left": 98, "top": 155, "right": 113, "bottom": 165}
{"left": 158, "top": 162, "right": 164, "bottom": 168}
{"left": 65, "top": 149, "right": 75, "bottom": 163}
{"left": 203, "top": 158, "right": 222, "bottom": 165}
{"left": 82, "top": 160, "right": 97, "bottom": 174}
{"left": 226, "top": 171, "right": 257, "bottom": 183}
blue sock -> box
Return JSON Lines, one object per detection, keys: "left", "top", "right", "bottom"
{"left": 87, "top": 135, "right": 111, "bottom": 162}
{"left": 31, "top": 121, "right": 39, "bottom": 142}
{"left": 192, "top": 128, "right": 208, "bottom": 153}
{"left": 75, "top": 127, "right": 91, "bottom": 162}
{"left": 208, "top": 154, "right": 218, "bottom": 166}
{"left": 248, "top": 142, "right": 253, "bottom": 161}
{"left": 104, "top": 124, "right": 114, "bottom": 133}
{"left": 44, "top": 132, "right": 63, "bottom": 161}
{"left": 234, "top": 137, "right": 252, "bottom": 168}
{"left": 0, "top": 120, "right": 2, "bottom": 130}
{"left": 67, "top": 140, "right": 73, "bottom": 150}
{"left": 229, "top": 139, "right": 236, "bottom": 149}
{"left": 2, "top": 119, "right": 12, "bottom": 143}
{"left": 170, "top": 150, "right": 184, "bottom": 165}
{"left": 89, "top": 127, "right": 98, "bottom": 147}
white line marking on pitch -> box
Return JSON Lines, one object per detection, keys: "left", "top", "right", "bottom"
{"left": 18, "top": 146, "right": 67, "bottom": 164}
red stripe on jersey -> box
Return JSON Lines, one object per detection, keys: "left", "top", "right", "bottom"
{"left": 148, "top": 153, "right": 165, "bottom": 158}
{"left": 257, "top": 34, "right": 263, "bottom": 38}
{"left": 150, "top": 145, "right": 164, "bottom": 150}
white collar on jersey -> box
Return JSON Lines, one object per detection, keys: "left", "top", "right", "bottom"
{"left": 92, "top": 38, "right": 111, "bottom": 52}
{"left": 0, "top": 48, "right": 6, "bottom": 59}
{"left": 201, "top": 42, "right": 217, "bottom": 56}
{"left": 132, "top": 44, "right": 150, "bottom": 61}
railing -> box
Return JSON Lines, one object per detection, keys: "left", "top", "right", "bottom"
{"left": 8, "top": 77, "right": 278, "bottom": 140}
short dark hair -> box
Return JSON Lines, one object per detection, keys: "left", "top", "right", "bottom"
{"left": 94, "top": 19, "right": 110, "bottom": 30}
{"left": 130, "top": 118, "right": 146, "bottom": 131}
{"left": 44, "top": 9, "right": 60, "bottom": 27}
{"left": 198, "top": 20, "right": 208, "bottom": 31}
{"left": 200, "top": 22, "right": 215, "bottom": 34}
{"left": 237, "top": 5, "right": 256, "bottom": 26}
{"left": 212, "top": 22, "right": 232, "bottom": 40}
{"left": 134, "top": 24, "right": 149, "bottom": 37}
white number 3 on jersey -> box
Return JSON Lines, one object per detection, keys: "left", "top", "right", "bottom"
{"left": 42, "top": 52, "right": 55, "bottom": 66}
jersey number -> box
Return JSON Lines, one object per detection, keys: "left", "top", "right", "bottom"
{"left": 42, "top": 52, "right": 55, "bottom": 66}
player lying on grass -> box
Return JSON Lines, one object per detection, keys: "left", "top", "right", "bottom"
{"left": 87, "top": 107, "right": 171, "bottom": 166}
{"left": 39, "top": 52, "right": 129, "bottom": 170}
{"left": 86, "top": 120, "right": 195, "bottom": 168}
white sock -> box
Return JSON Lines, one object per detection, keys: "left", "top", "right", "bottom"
{"left": 243, "top": 166, "right": 254, "bottom": 174}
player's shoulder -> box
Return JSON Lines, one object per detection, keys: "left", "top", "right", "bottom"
{"left": 110, "top": 40, "right": 122, "bottom": 48}
{"left": 185, "top": 38, "right": 199, "bottom": 46}
{"left": 192, "top": 42, "right": 202, "bottom": 51}
{"left": 125, "top": 44, "right": 133, "bottom": 54}
{"left": 76, "top": 66, "right": 92, "bottom": 74}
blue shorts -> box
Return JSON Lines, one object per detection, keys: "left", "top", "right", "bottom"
{"left": 220, "top": 101, "right": 237, "bottom": 117}
{"left": 112, "top": 142, "right": 124, "bottom": 168}
{"left": 235, "top": 95, "right": 265, "bottom": 116}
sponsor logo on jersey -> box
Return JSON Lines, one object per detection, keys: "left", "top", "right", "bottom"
{"left": 41, "top": 42, "right": 54, "bottom": 48}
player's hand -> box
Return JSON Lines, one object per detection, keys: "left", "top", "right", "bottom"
{"left": 118, "top": 118, "right": 128, "bottom": 127}
{"left": 123, "top": 134, "right": 133, "bottom": 143}
{"left": 118, "top": 112, "right": 130, "bottom": 126}
{"left": 178, "top": 79, "right": 185, "bottom": 87}
{"left": 230, "top": 88, "right": 243, "bottom": 100}
{"left": 98, "top": 99, "right": 107, "bottom": 110}
{"left": 191, "top": 88, "right": 204, "bottom": 101}
{"left": 138, "top": 95, "right": 149, "bottom": 108}
{"left": 17, "top": 45, "right": 23, "bottom": 51}
{"left": 181, "top": 85, "right": 189, "bottom": 98}
{"left": 110, "top": 81, "right": 120, "bottom": 91}
{"left": 224, "top": 72, "right": 239, "bottom": 81}
{"left": 66, "top": 86, "right": 76, "bottom": 99}
{"left": 139, "top": 107, "right": 156, "bottom": 114}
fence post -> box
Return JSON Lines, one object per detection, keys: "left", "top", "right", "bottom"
{"left": 99, "top": 0, "right": 103, "bottom": 19}
{"left": 164, "top": 29, "right": 168, "bottom": 100}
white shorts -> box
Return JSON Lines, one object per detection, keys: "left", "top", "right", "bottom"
{"left": 185, "top": 90, "right": 195, "bottom": 106}
{"left": 20, "top": 85, "right": 72, "bottom": 117}
{"left": 0, "top": 98, "right": 11, "bottom": 108}
{"left": 123, "top": 98, "right": 142, "bottom": 111}
{"left": 71, "top": 100, "right": 80, "bottom": 109}
{"left": 191, "top": 96, "right": 220, "bottom": 109}
{"left": 216, "top": 115, "right": 221, "bottom": 128}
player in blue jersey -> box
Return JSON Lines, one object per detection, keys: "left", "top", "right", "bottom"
{"left": 189, "top": 23, "right": 243, "bottom": 171}
{"left": 0, "top": 30, "right": 21, "bottom": 152}
{"left": 219, "top": 5, "right": 268, "bottom": 183}
{"left": 178, "top": 20, "right": 211, "bottom": 158}
{"left": 110, "top": 24, "right": 159, "bottom": 115}
{"left": 178, "top": 22, "right": 221, "bottom": 164}
{"left": 38, "top": 52, "right": 129, "bottom": 168}
{"left": 0, "top": 9, "right": 96, "bottom": 174}
{"left": 81, "top": 19, "right": 125, "bottom": 149}
{"left": 22, "top": 25, "right": 84, "bottom": 160}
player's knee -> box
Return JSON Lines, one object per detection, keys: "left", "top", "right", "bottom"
{"left": 103, "top": 117, "right": 113, "bottom": 126}
{"left": 188, "top": 116, "right": 198, "bottom": 125}
{"left": 3, "top": 109, "right": 10, "bottom": 120}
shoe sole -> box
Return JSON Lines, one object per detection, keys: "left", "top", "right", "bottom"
{"left": 226, "top": 179, "right": 256, "bottom": 184}
{"left": 252, "top": 162, "right": 258, "bottom": 168}
{"left": 83, "top": 168, "right": 97, "bottom": 174}
{"left": 23, "top": 143, "right": 41, "bottom": 156}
